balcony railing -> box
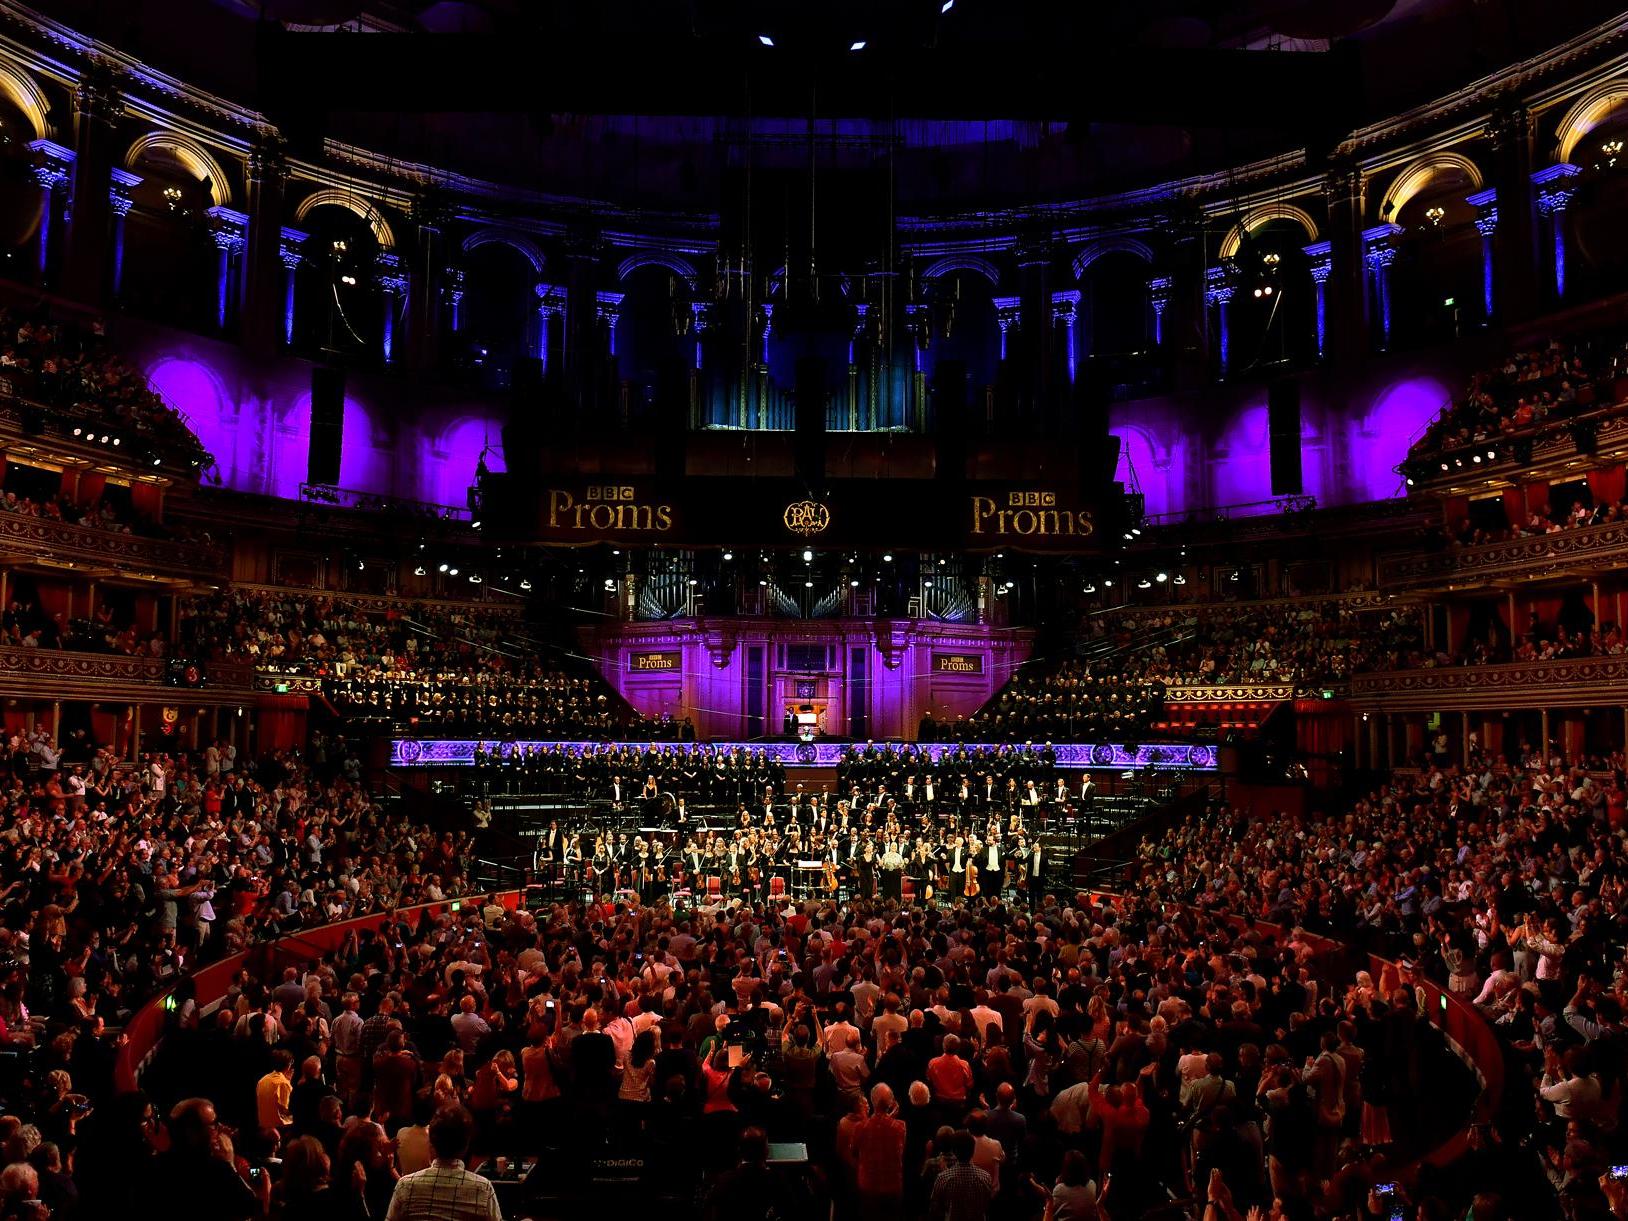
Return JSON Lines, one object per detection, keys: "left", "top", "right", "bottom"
{"left": 0, "top": 646, "right": 252, "bottom": 701}
{"left": 1349, "top": 652, "right": 1628, "bottom": 710}
{"left": 1379, "top": 520, "right": 1628, "bottom": 589}
{"left": 0, "top": 509, "right": 226, "bottom": 575}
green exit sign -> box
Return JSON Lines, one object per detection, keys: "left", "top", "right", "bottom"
{"left": 275, "top": 682, "right": 289, "bottom": 694}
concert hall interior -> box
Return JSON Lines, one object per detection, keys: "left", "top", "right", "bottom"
{"left": 3, "top": 0, "right": 1628, "bottom": 1218}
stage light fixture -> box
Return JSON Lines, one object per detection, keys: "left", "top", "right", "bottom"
{"left": 1440, "top": 462, "right": 1450, "bottom": 471}
{"left": 722, "top": 551, "right": 733, "bottom": 561}
{"left": 519, "top": 579, "right": 532, "bottom": 591}
{"left": 1262, "top": 286, "right": 1273, "bottom": 296}
{"left": 1083, "top": 583, "right": 1097, "bottom": 593}
{"left": 112, "top": 436, "right": 120, "bottom": 445}
{"left": 1472, "top": 455, "right": 1481, "bottom": 463}
{"left": 469, "top": 574, "right": 482, "bottom": 584}
{"left": 1253, "top": 288, "right": 1262, "bottom": 298}
{"left": 152, "top": 457, "right": 162, "bottom": 467}
{"left": 1155, "top": 572, "right": 1168, "bottom": 583}
{"left": 413, "top": 565, "right": 426, "bottom": 576}
{"left": 1123, "top": 532, "right": 1133, "bottom": 540}
{"left": 1405, "top": 477, "right": 1415, "bottom": 486}
{"left": 759, "top": 579, "right": 768, "bottom": 586}
{"left": 1487, "top": 449, "right": 1497, "bottom": 460}
{"left": 1131, "top": 527, "right": 1142, "bottom": 536}
{"left": 850, "top": 580, "right": 859, "bottom": 587}
{"left": 883, "top": 553, "right": 893, "bottom": 562}
{"left": 71, "top": 427, "right": 80, "bottom": 436}
{"left": 941, "top": 0, "right": 954, "bottom": 10}
{"left": 688, "top": 578, "right": 697, "bottom": 586}
{"left": 438, "top": 563, "right": 449, "bottom": 573}
{"left": 804, "top": 580, "right": 813, "bottom": 588}
{"left": 923, "top": 579, "right": 933, "bottom": 587}
{"left": 1138, "top": 579, "right": 1152, "bottom": 589}
{"left": 1174, "top": 574, "right": 1187, "bottom": 585}
{"left": 449, "top": 567, "right": 459, "bottom": 576}
{"left": 849, "top": 40, "right": 866, "bottom": 51}
{"left": 340, "top": 274, "right": 356, "bottom": 286}
{"left": 471, "top": 519, "right": 481, "bottom": 530}
{"left": 757, "top": 34, "right": 774, "bottom": 46}
{"left": 802, "top": 549, "right": 813, "bottom": 562}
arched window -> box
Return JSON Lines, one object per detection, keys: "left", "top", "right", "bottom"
{"left": 1384, "top": 163, "right": 1484, "bottom": 347}
{"left": 615, "top": 264, "right": 690, "bottom": 431}
{"left": 1564, "top": 110, "right": 1628, "bottom": 299}
{"left": 291, "top": 204, "right": 380, "bottom": 360}
{"left": 119, "top": 145, "right": 217, "bottom": 332}
{"left": 1227, "top": 220, "right": 1317, "bottom": 375}
{"left": 457, "top": 240, "right": 536, "bottom": 390}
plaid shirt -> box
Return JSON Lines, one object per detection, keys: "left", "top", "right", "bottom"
{"left": 929, "top": 1161, "right": 993, "bottom": 1221}
{"left": 385, "top": 1161, "right": 501, "bottom": 1221}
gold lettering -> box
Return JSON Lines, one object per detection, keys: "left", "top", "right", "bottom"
{"left": 655, "top": 505, "right": 673, "bottom": 530}
{"left": 548, "top": 489, "right": 574, "bottom": 527}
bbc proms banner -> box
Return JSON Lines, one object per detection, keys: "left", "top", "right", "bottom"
{"left": 521, "top": 478, "right": 1107, "bottom": 552}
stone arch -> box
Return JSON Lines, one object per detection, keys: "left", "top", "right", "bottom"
{"left": 0, "top": 64, "right": 49, "bottom": 141}
{"left": 1378, "top": 151, "right": 1485, "bottom": 221}
{"left": 292, "top": 187, "right": 396, "bottom": 250}
{"left": 462, "top": 227, "right": 546, "bottom": 274}
{"left": 124, "top": 131, "right": 234, "bottom": 207}
{"left": 616, "top": 251, "right": 699, "bottom": 287}
{"left": 920, "top": 254, "right": 1000, "bottom": 285}
{"left": 1555, "top": 79, "right": 1628, "bottom": 165}
{"left": 1218, "top": 203, "right": 1319, "bottom": 261}
{"left": 1070, "top": 237, "right": 1154, "bottom": 279}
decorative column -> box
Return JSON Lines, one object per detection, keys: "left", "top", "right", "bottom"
{"left": 107, "top": 168, "right": 141, "bottom": 300}
{"left": 1467, "top": 187, "right": 1498, "bottom": 320}
{"left": 1147, "top": 275, "right": 1172, "bottom": 347}
{"left": 1015, "top": 234, "right": 1055, "bottom": 433}
{"left": 993, "top": 295, "right": 1021, "bottom": 361}
{"left": 1361, "top": 223, "right": 1402, "bottom": 351}
{"left": 1051, "top": 289, "right": 1081, "bottom": 383}
{"left": 446, "top": 266, "right": 466, "bottom": 335}
{"left": 374, "top": 250, "right": 408, "bottom": 364}
{"left": 277, "top": 227, "right": 308, "bottom": 346}
{"left": 1531, "top": 163, "right": 1583, "bottom": 300}
{"left": 1204, "top": 262, "right": 1237, "bottom": 379}
{"left": 847, "top": 302, "right": 868, "bottom": 430}
{"left": 1302, "top": 240, "right": 1332, "bottom": 359}
{"left": 690, "top": 300, "right": 711, "bottom": 371}
{"left": 1322, "top": 164, "right": 1369, "bottom": 367}
{"left": 1483, "top": 105, "right": 1539, "bottom": 321}
{"left": 757, "top": 300, "right": 773, "bottom": 365}
{"left": 62, "top": 69, "right": 122, "bottom": 305}
{"left": 905, "top": 301, "right": 929, "bottom": 429}
{"left": 596, "top": 290, "right": 625, "bottom": 360}
{"left": 533, "top": 282, "right": 566, "bottom": 372}
{"left": 206, "top": 206, "right": 249, "bottom": 332}
{"left": 240, "top": 140, "right": 289, "bottom": 355}
{"left": 26, "top": 140, "right": 74, "bottom": 285}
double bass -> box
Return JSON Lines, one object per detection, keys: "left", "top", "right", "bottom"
{"left": 964, "top": 861, "right": 981, "bottom": 899}
{"left": 823, "top": 860, "right": 839, "bottom": 894}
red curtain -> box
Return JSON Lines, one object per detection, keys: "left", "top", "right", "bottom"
{"left": 1502, "top": 488, "right": 1526, "bottom": 526}
{"left": 1441, "top": 495, "right": 1469, "bottom": 529}
{"left": 76, "top": 472, "right": 105, "bottom": 507}
{"left": 1527, "top": 481, "right": 1551, "bottom": 511}
{"left": 256, "top": 695, "right": 308, "bottom": 751}
{"left": 130, "top": 483, "right": 162, "bottom": 521}
{"left": 34, "top": 582, "right": 70, "bottom": 623}
{"left": 1589, "top": 465, "right": 1626, "bottom": 506}
{"left": 1295, "top": 699, "right": 1351, "bottom": 786}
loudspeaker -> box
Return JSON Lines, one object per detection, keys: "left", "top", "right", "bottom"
{"left": 1267, "top": 379, "right": 1303, "bottom": 496}
{"left": 932, "top": 360, "right": 968, "bottom": 481}
{"left": 793, "top": 356, "right": 827, "bottom": 487}
{"left": 308, "top": 365, "right": 345, "bottom": 487}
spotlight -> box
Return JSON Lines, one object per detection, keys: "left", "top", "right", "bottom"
{"left": 804, "top": 580, "right": 813, "bottom": 588}
{"left": 413, "top": 565, "right": 426, "bottom": 576}
{"left": 469, "top": 574, "right": 482, "bottom": 584}
{"left": 340, "top": 274, "right": 357, "bottom": 286}
{"left": 1228, "top": 570, "right": 1240, "bottom": 581}
{"left": 1174, "top": 574, "right": 1187, "bottom": 585}
{"left": 1123, "top": 532, "right": 1133, "bottom": 540}
{"left": 850, "top": 580, "right": 859, "bottom": 587}
{"left": 1253, "top": 288, "right": 1263, "bottom": 298}
{"left": 1262, "top": 285, "right": 1273, "bottom": 296}
{"left": 688, "top": 578, "right": 697, "bottom": 586}
{"left": 759, "top": 579, "right": 768, "bottom": 586}
{"left": 1138, "top": 579, "right": 1152, "bottom": 589}
{"left": 438, "top": 563, "right": 449, "bottom": 573}
{"left": 471, "top": 519, "right": 481, "bottom": 530}
{"left": 938, "top": 558, "right": 946, "bottom": 565}
{"left": 1472, "top": 455, "right": 1482, "bottom": 464}
{"left": 1155, "top": 572, "right": 1168, "bottom": 583}
{"left": 448, "top": 567, "right": 459, "bottom": 576}
{"left": 722, "top": 551, "right": 733, "bottom": 561}
{"left": 882, "top": 553, "right": 893, "bottom": 562}
{"left": 802, "top": 549, "right": 813, "bottom": 562}
{"left": 355, "top": 559, "right": 365, "bottom": 571}
{"left": 941, "top": 0, "right": 954, "bottom": 10}
{"left": 1440, "top": 462, "right": 1450, "bottom": 472}
{"left": 519, "top": 579, "right": 532, "bottom": 591}
{"left": 923, "top": 579, "right": 933, "bottom": 587}
{"left": 1487, "top": 449, "right": 1497, "bottom": 460}
{"left": 1405, "top": 477, "right": 1415, "bottom": 487}
{"left": 152, "top": 457, "right": 162, "bottom": 467}
{"left": 604, "top": 579, "right": 615, "bottom": 589}
{"left": 111, "top": 436, "right": 120, "bottom": 446}
{"left": 1083, "top": 583, "right": 1097, "bottom": 594}
{"left": 849, "top": 40, "right": 866, "bottom": 51}
{"left": 99, "top": 435, "right": 109, "bottom": 444}
{"left": 71, "top": 427, "right": 80, "bottom": 437}
{"left": 1131, "top": 527, "right": 1142, "bottom": 536}
{"left": 757, "top": 33, "right": 774, "bottom": 46}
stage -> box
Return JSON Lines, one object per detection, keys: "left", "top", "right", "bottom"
{"left": 389, "top": 738, "right": 1219, "bottom": 770}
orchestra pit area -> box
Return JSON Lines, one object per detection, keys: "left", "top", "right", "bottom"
{"left": 5, "top": 0, "right": 1628, "bottom": 1218}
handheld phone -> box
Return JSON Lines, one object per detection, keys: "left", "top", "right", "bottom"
{"left": 247, "top": 1166, "right": 263, "bottom": 1183}
{"left": 1612, "top": 1165, "right": 1628, "bottom": 1180}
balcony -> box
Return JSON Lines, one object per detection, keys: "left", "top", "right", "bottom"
{"left": 0, "top": 647, "right": 252, "bottom": 702}
{"left": 0, "top": 510, "right": 226, "bottom": 579}
{"left": 1348, "top": 653, "right": 1628, "bottom": 711}
{"left": 1379, "top": 520, "right": 1628, "bottom": 590}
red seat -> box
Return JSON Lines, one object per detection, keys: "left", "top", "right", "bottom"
{"left": 902, "top": 879, "right": 916, "bottom": 903}
{"left": 706, "top": 875, "right": 721, "bottom": 900}
{"left": 769, "top": 876, "right": 786, "bottom": 899}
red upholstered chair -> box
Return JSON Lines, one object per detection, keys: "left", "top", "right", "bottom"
{"left": 769, "top": 876, "right": 786, "bottom": 900}
{"left": 902, "top": 878, "right": 916, "bottom": 904}
{"left": 706, "top": 875, "right": 722, "bottom": 901}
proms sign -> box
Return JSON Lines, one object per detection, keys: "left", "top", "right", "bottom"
{"left": 519, "top": 478, "right": 1107, "bottom": 553}
{"left": 390, "top": 738, "right": 1216, "bottom": 771}
{"left": 932, "top": 652, "right": 985, "bottom": 675}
